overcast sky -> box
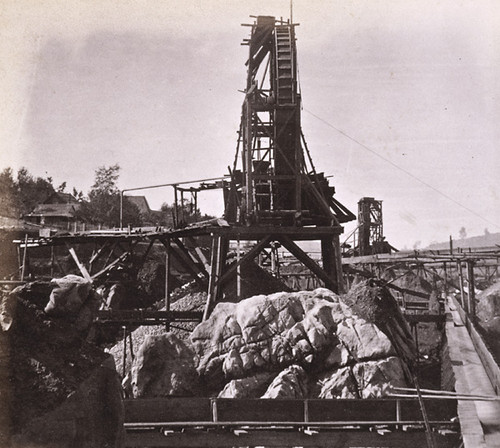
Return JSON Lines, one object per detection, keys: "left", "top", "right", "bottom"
{"left": 1, "top": 0, "right": 499, "bottom": 249}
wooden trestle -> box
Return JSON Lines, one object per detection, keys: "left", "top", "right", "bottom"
{"left": 14, "top": 221, "right": 345, "bottom": 324}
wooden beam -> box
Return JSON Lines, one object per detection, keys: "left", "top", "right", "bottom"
{"left": 20, "top": 234, "right": 28, "bottom": 281}
{"left": 91, "top": 252, "right": 128, "bottom": 281}
{"left": 139, "top": 238, "right": 156, "bottom": 266}
{"left": 278, "top": 235, "right": 335, "bottom": 291}
{"left": 218, "top": 236, "right": 272, "bottom": 288}
{"left": 67, "top": 246, "right": 92, "bottom": 282}
{"left": 158, "top": 237, "right": 207, "bottom": 288}
{"left": 186, "top": 236, "right": 210, "bottom": 272}
{"left": 172, "top": 237, "right": 209, "bottom": 279}
{"left": 89, "top": 241, "right": 109, "bottom": 265}
{"left": 165, "top": 238, "right": 171, "bottom": 319}
{"left": 203, "top": 235, "right": 222, "bottom": 321}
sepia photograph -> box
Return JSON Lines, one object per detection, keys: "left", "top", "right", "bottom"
{"left": 1, "top": 1, "right": 499, "bottom": 447}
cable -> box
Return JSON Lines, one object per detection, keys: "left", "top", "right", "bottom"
{"left": 304, "top": 108, "right": 500, "bottom": 231}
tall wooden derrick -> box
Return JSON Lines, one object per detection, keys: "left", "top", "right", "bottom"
{"left": 204, "top": 16, "right": 355, "bottom": 318}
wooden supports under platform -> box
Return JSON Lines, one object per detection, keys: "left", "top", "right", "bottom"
{"left": 202, "top": 226, "right": 345, "bottom": 320}
{"left": 11, "top": 223, "right": 346, "bottom": 324}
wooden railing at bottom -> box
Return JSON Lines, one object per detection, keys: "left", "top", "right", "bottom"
{"left": 124, "top": 397, "right": 461, "bottom": 448}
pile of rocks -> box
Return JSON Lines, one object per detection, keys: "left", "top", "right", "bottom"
{"left": 125, "top": 280, "right": 416, "bottom": 400}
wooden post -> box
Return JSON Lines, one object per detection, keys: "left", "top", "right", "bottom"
{"left": 204, "top": 235, "right": 220, "bottom": 321}
{"left": 457, "top": 261, "right": 466, "bottom": 313}
{"left": 122, "top": 326, "right": 127, "bottom": 377}
{"left": 236, "top": 237, "right": 241, "bottom": 300}
{"left": 467, "top": 260, "right": 476, "bottom": 320}
{"left": 333, "top": 234, "right": 344, "bottom": 294}
{"left": 20, "top": 234, "right": 28, "bottom": 281}
{"left": 165, "top": 237, "right": 171, "bottom": 331}
{"left": 173, "top": 185, "right": 179, "bottom": 228}
{"left": 443, "top": 262, "right": 448, "bottom": 299}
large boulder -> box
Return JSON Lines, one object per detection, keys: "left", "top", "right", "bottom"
{"left": 477, "top": 280, "right": 500, "bottom": 333}
{"left": 130, "top": 333, "right": 200, "bottom": 398}
{"left": 44, "top": 275, "right": 101, "bottom": 334}
{"left": 190, "top": 282, "right": 415, "bottom": 398}
{"left": 45, "top": 275, "right": 93, "bottom": 315}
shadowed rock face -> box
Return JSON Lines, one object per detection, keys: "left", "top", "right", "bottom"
{"left": 124, "top": 281, "right": 415, "bottom": 399}
{"left": 131, "top": 333, "right": 200, "bottom": 398}
{"left": 3, "top": 285, "right": 124, "bottom": 448}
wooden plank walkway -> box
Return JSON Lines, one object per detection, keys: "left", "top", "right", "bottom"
{"left": 446, "top": 297, "right": 500, "bottom": 447}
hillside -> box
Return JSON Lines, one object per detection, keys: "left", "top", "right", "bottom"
{"left": 427, "top": 232, "right": 500, "bottom": 250}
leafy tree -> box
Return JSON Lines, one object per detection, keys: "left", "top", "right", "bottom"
{"left": 16, "top": 167, "right": 55, "bottom": 215}
{"left": 57, "top": 181, "right": 67, "bottom": 193}
{"left": 72, "top": 187, "right": 84, "bottom": 202}
{"left": 0, "top": 168, "right": 20, "bottom": 217}
{"left": 78, "top": 164, "right": 141, "bottom": 228}
{"left": 160, "top": 199, "right": 213, "bottom": 228}
{"left": 459, "top": 226, "right": 467, "bottom": 239}
{"left": 0, "top": 167, "right": 55, "bottom": 217}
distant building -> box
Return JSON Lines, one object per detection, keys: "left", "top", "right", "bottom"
{"left": 25, "top": 191, "right": 84, "bottom": 231}
{"left": 124, "top": 195, "right": 167, "bottom": 226}
{"left": 124, "top": 195, "right": 151, "bottom": 216}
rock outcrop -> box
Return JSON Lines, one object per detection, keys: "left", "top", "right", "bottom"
{"left": 130, "top": 333, "right": 200, "bottom": 398}
{"left": 477, "top": 280, "right": 500, "bottom": 333}
{"left": 124, "top": 281, "right": 415, "bottom": 400}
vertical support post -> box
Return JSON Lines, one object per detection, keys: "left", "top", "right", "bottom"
{"left": 320, "top": 234, "right": 344, "bottom": 294}
{"left": 467, "top": 260, "right": 476, "bottom": 320}
{"left": 396, "top": 399, "right": 401, "bottom": 430}
{"left": 180, "top": 189, "right": 185, "bottom": 224}
{"left": 244, "top": 101, "right": 253, "bottom": 222}
{"left": 333, "top": 234, "right": 344, "bottom": 294}
{"left": 20, "top": 234, "right": 28, "bottom": 281}
{"left": 128, "top": 331, "right": 134, "bottom": 361}
{"left": 120, "top": 190, "right": 124, "bottom": 230}
{"left": 173, "top": 185, "right": 179, "bottom": 228}
{"left": 165, "top": 237, "right": 171, "bottom": 331}
{"left": 443, "top": 262, "right": 448, "bottom": 299}
{"left": 236, "top": 237, "right": 241, "bottom": 300}
{"left": 204, "top": 234, "right": 221, "bottom": 321}
{"left": 194, "top": 191, "right": 198, "bottom": 221}
{"left": 457, "top": 261, "right": 466, "bottom": 312}
{"left": 122, "top": 326, "right": 127, "bottom": 377}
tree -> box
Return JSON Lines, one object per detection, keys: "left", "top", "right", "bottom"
{"left": 0, "top": 167, "right": 55, "bottom": 217}
{"left": 57, "top": 181, "right": 67, "bottom": 193}
{"left": 459, "top": 227, "right": 467, "bottom": 240}
{"left": 79, "top": 164, "right": 141, "bottom": 228}
{"left": 72, "top": 187, "right": 84, "bottom": 202}
{"left": 160, "top": 199, "right": 214, "bottom": 228}
{"left": 0, "top": 168, "right": 20, "bottom": 217}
